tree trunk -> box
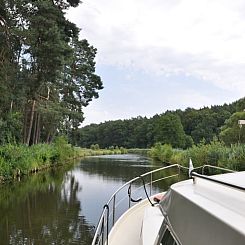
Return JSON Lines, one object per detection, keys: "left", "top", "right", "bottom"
{"left": 49, "top": 127, "right": 57, "bottom": 143}
{"left": 32, "top": 111, "right": 38, "bottom": 145}
{"left": 23, "top": 105, "right": 28, "bottom": 144}
{"left": 26, "top": 99, "right": 36, "bottom": 145}
{"left": 35, "top": 113, "right": 40, "bottom": 144}
{"left": 46, "top": 131, "right": 51, "bottom": 144}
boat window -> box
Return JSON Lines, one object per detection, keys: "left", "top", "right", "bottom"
{"left": 161, "top": 228, "right": 177, "bottom": 245}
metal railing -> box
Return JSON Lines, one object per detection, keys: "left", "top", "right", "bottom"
{"left": 191, "top": 164, "right": 241, "bottom": 191}
{"left": 192, "top": 164, "right": 236, "bottom": 175}
{"left": 91, "top": 164, "right": 187, "bottom": 245}
{"left": 91, "top": 163, "right": 235, "bottom": 245}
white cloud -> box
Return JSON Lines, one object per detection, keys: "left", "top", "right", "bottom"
{"left": 66, "top": 0, "right": 245, "bottom": 124}
{"left": 67, "top": 0, "right": 245, "bottom": 96}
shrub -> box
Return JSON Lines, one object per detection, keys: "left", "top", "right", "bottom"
{"left": 52, "top": 136, "right": 74, "bottom": 163}
{"left": 149, "top": 143, "right": 173, "bottom": 163}
{"left": 90, "top": 144, "right": 100, "bottom": 150}
{"left": 148, "top": 138, "right": 245, "bottom": 171}
{"left": 0, "top": 156, "right": 11, "bottom": 178}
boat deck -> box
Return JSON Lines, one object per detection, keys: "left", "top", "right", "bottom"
{"left": 108, "top": 198, "right": 164, "bottom": 245}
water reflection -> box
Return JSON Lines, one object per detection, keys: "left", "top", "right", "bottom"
{"left": 0, "top": 154, "right": 184, "bottom": 244}
{"left": 79, "top": 154, "right": 181, "bottom": 189}
{"left": 77, "top": 154, "right": 183, "bottom": 226}
{"left": 79, "top": 154, "right": 159, "bottom": 181}
{"left": 0, "top": 166, "right": 94, "bottom": 245}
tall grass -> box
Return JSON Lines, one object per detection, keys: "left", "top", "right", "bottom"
{"left": 75, "top": 146, "right": 128, "bottom": 157}
{"left": 149, "top": 143, "right": 174, "bottom": 163}
{"left": 0, "top": 138, "right": 72, "bottom": 179}
{"left": 149, "top": 140, "right": 245, "bottom": 171}
{"left": 0, "top": 137, "right": 128, "bottom": 181}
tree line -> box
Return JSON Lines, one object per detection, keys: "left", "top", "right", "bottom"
{"left": 0, "top": 0, "right": 103, "bottom": 145}
{"left": 71, "top": 97, "right": 245, "bottom": 148}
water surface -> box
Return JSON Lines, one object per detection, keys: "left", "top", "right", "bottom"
{"left": 0, "top": 154, "right": 180, "bottom": 244}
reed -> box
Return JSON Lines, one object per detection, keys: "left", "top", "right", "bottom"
{"left": 149, "top": 140, "right": 245, "bottom": 170}
{"left": 0, "top": 138, "right": 128, "bottom": 181}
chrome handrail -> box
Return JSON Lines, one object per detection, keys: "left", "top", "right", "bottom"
{"left": 201, "top": 164, "right": 236, "bottom": 174}
{"left": 91, "top": 163, "right": 235, "bottom": 245}
{"left": 91, "top": 164, "right": 185, "bottom": 245}
{"left": 191, "top": 171, "right": 245, "bottom": 191}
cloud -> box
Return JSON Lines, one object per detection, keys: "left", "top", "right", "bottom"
{"left": 79, "top": 63, "right": 235, "bottom": 125}
{"left": 66, "top": 0, "right": 245, "bottom": 125}
{"left": 67, "top": 0, "right": 245, "bottom": 97}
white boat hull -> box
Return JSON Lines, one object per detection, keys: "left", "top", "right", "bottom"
{"left": 108, "top": 197, "right": 165, "bottom": 245}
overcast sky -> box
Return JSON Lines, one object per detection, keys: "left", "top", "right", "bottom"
{"left": 67, "top": 0, "right": 245, "bottom": 125}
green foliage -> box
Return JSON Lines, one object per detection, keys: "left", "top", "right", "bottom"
{"left": 0, "top": 0, "right": 103, "bottom": 145}
{"left": 0, "top": 156, "right": 11, "bottom": 178}
{"left": 184, "top": 135, "right": 194, "bottom": 148}
{"left": 31, "top": 144, "right": 56, "bottom": 166}
{"left": 75, "top": 146, "right": 128, "bottom": 157}
{"left": 0, "top": 140, "right": 129, "bottom": 181}
{"left": 52, "top": 136, "right": 74, "bottom": 163}
{"left": 220, "top": 144, "right": 245, "bottom": 170}
{"left": 149, "top": 143, "right": 174, "bottom": 163}
{"left": 90, "top": 144, "right": 100, "bottom": 150}
{"left": 149, "top": 139, "right": 245, "bottom": 171}
{"left": 170, "top": 150, "right": 187, "bottom": 165}
{"left": 0, "top": 113, "right": 22, "bottom": 144}
{"left": 220, "top": 111, "right": 245, "bottom": 145}
{"left": 153, "top": 114, "right": 186, "bottom": 148}
{"left": 120, "top": 147, "right": 128, "bottom": 154}
{"left": 0, "top": 139, "right": 75, "bottom": 180}
{"left": 72, "top": 98, "right": 245, "bottom": 149}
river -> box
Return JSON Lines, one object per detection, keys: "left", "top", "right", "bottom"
{"left": 0, "top": 154, "right": 180, "bottom": 244}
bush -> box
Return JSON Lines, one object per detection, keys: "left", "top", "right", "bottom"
{"left": 0, "top": 137, "right": 76, "bottom": 179}
{"left": 149, "top": 139, "right": 245, "bottom": 171}
{"left": 0, "top": 156, "right": 11, "bottom": 178}
{"left": 170, "top": 150, "right": 188, "bottom": 165}
{"left": 221, "top": 144, "right": 245, "bottom": 170}
{"left": 52, "top": 136, "right": 74, "bottom": 163}
{"left": 90, "top": 144, "right": 100, "bottom": 150}
{"left": 149, "top": 143, "right": 173, "bottom": 163}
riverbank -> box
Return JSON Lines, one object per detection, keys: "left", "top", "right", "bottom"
{"left": 149, "top": 141, "right": 245, "bottom": 170}
{"left": 0, "top": 137, "right": 128, "bottom": 182}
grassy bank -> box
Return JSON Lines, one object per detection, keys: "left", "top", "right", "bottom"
{"left": 77, "top": 144, "right": 128, "bottom": 157}
{"left": 127, "top": 148, "right": 149, "bottom": 155}
{"left": 0, "top": 137, "right": 128, "bottom": 181}
{"left": 149, "top": 141, "right": 245, "bottom": 171}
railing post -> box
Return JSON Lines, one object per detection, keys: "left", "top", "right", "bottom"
{"left": 101, "top": 218, "right": 104, "bottom": 245}
{"left": 103, "top": 204, "right": 109, "bottom": 245}
{"left": 112, "top": 195, "right": 116, "bottom": 226}
{"left": 178, "top": 165, "right": 180, "bottom": 181}
{"left": 202, "top": 166, "right": 205, "bottom": 175}
{"left": 128, "top": 183, "right": 131, "bottom": 208}
{"left": 150, "top": 172, "right": 152, "bottom": 196}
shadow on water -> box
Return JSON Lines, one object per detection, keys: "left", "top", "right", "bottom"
{"left": 0, "top": 154, "right": 186, "bottom": 244}
{"left": 0, "top": 165, "right": 94, "bottom": 245}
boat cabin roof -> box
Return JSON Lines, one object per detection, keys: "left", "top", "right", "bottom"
{"left": 160, "top": 171, "right": 245, "bottom": 245}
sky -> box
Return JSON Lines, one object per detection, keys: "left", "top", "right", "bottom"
{"left": 66, "top": 0, "right": 245, "bottom": 125}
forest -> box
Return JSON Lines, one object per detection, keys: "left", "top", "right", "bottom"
{"left": 1, "top": 1, "right": 245, "bottom": 178}
{"left": 71, "top": 97, "right": 245, "bottom": 149}
{"left": 1, "top": 1, "right": 244, "bottom": 151}
{"left": 0, "top": 0, "right": 103, "bottom": 146}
